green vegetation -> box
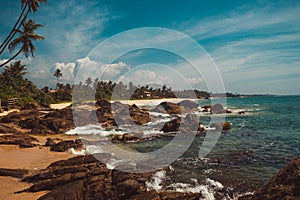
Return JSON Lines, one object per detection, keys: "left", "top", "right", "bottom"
{"left": 0, "top": 60, "right": 54, "bottom": 107}
{"left": 0, "top": 0, "right": 47, "bottom": 68}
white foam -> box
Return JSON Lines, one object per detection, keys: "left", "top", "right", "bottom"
{"left": 146, "top": 170, "right": 166, "bottom": 192}
{"left": 65, "top": 124, "right": 126, "bottom": 137}
{"left": 163, "top": 178, "right": 224, "bottom": 200}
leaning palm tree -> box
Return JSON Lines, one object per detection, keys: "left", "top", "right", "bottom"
{"left": 54, "top": 69, "right": 62, "bottom": 90}
{"left": 0, "top": 19, "right": 44, "bottom": 68}
{"left": 0, "top": 0, "right": 47, "bottom": 55}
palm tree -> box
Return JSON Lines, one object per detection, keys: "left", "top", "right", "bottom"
{"left": 85, "top": 77, "right": 92, "bottom": 88}
{"left": 0, "top": 19, "right": 45, "bottom": 68}
{"left": 54, "top": 69, "right": 62, "bottom": 90}
{"left": 0, "top": 0, "right": 47, "bottom": 55}
{"left": 3, "top": 60, "right": 27, "bottom": 79}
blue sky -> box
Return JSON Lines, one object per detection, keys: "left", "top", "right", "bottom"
{"left": 0, "top": 0, "right": 299, "bottom": 94}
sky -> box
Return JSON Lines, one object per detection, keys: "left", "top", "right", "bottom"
{"left": 0, "top": 0, "right": 299, "bottom": 95}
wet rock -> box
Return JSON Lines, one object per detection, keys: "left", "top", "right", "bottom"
{"left": 242, "top": 156, "right": 300, "bottom": 200}
{"left": 160, "top": 118, "right": 181, "bottom": 132}
{"left": 238, "top": 111, "right": 245, "bottom": 115}
{"left": 210, "top": 122, "right": 231, "bottom": 131}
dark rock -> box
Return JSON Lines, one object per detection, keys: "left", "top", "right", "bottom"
{"left": 45, "top": 138, "right": 56, "bottom": 147}
{"left": 38, "top": 180, "right": 84, "bottom": 200}
{"left": 160, "top": 118, "right": 181, "bottom": 132}
{"left": 0, "top": 124, "right": 37, "bottom": 148}
{"left": 238, "top": 111, "right": 245, "bottom": 115}
{"left": 151, "top": 102, "right": 181, "bottom": 115}
{"left": 0, "top": 168, "right": 28, "bottom": 178}
{"left": 21, "top": 102, "right": 39, "bottom": 111}
{"left": 50, "top": 140, "right": 76, "bottom": 152}
{"left": 1, "top": 110, "right": 39, "bottom": 123}
{"left": 241, "top": 156, "right": 300, "bottom": 200}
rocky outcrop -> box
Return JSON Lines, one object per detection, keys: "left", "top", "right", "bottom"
{"left": 151, "top": 102, "right": 182, "bottom": 115}
{"left": 240, "top": 156, "right": 300, "bottom": 200}
{"left": 0, "top": 109, "right": 39, "bottom": 123}
{"left": 0, "top": 124, "right": 37, "bottom": 148}
{"left": 210, "top": 103, "right": 226, "bottom": 114}
{"left": 96, "top": 101, "right": 151, "bottom": 127}
{"left": 0, "top": 168, "right": 29, "bottom": 178}
{"left": 50, "top": 139, "right": 83, "bottom": 152}
{"left": 19, "top": 155, "right": 204, "bottom": 200}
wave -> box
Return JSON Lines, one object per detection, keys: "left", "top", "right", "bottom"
{"left": 146, "top": 170, "right": 225, "bottom": 200}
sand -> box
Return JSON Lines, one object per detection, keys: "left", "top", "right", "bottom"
{"left": 0, "top": 134, "right": 78, "bottom": 200}
{"left": 50, "top": 102, "right": 72, "bottom": 110}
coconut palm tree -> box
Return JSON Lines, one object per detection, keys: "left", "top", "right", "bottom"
{"left": 3, "top": 60, "right": 27, "bottom": 79}
{"left": 0, "top": 20, "right": 44, "bottom": 68}
{"left": 0, "top": 0, "right": 47, "bottom": 55}
{"left": 54, "top": 69, "right": 62, "bottom": 90}
{"left": 85, "top": 77, "right": 93, "bottom": 88}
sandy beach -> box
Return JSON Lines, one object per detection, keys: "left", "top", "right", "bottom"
{"left": 0, "top": 133, "right": 78, "bottom": 200}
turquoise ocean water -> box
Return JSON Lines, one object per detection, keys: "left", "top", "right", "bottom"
{"left": 129, "top": 95, "right": 300, "bottom": 194}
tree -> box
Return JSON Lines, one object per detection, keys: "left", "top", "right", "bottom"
{"left": 0, "top": 0, "right": 47, "bottom": 63}
{"left": 0, "top": 20, "right": 45, "bottom": 68}
{"left": 54, "top": 68, "right": 62, "bottom": 90}
{"left": 2, "top": 60, "right": 27, "bottom": 79}
{"left": 85, "top": 77, "right": 92, "bottom": 88}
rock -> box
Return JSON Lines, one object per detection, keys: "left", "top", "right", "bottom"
{"left": 211, "top": 103, "right": 226, "bottom": 114}
{"left": 151, "top": 102, "right": 181, "bottom": 115}
{"left": 241, "top": 156, "right": 300, "bottom": 200}
{"left": 19, "top": 154, "right": 210, "bottom": 199}
{"left": 45, "top": 138, "right": 56, "bottom": 147}
{"left": 0, "top": 124, "right": 19, "bottom": 133}
{"left": 210, "top": 122, "right": 231, "bottom": 131}
{"left": 160, "top": 118, "right": 181, "bottom": 132}
{"left": 38, "top": 180, "right": 84, "bottom": 200}
{"left": 0, "top": 168, "right": 29, "bottom": 178}
{"left": 238, "top": 111, "right": 245, "bottom": 115}
{"left": 50, "top": 140, "right": 76, "bottom": 152}
{"left": 21, "top": 102, "right": 39, "bottom": 110}
{"left": 0, "top": 124, "right": 38, "bottom": 148}
{"left": 0, "top": 110, "right": 39, "bottom": 123}
{"left": 178, "top": 100, "right": 199, "bottom": 109}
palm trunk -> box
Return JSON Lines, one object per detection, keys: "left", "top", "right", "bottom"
{"left": 0, "top": 48, "right": 22, "bottom": 68}
{"left": 0, "top": 7, "right": 29, "bottom": 55}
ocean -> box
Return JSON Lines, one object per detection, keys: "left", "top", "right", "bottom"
{"left": 67, "top": 95, "right": 300, "bottom": 199}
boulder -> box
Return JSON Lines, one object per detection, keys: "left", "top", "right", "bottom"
{"left": 241, "top": 156, "right": 300, "bottom": 200}
{"left": 151, "top": 102, "right": 181, "bottom": 115}
{"left": 211, "top": 103, "right": 226, "bottom": 114}
{"left": 45, "top": 138, "right": 56, "bottom": 147}
{"left": 50, "top": 140, "right": 79, "bottom": 152}
{"left": 178, "top": 100, "right": 199, "bottom": 109}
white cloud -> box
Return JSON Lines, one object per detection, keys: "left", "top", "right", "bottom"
{"left": 74, "top": 57, "right": 129, "bottom": 84}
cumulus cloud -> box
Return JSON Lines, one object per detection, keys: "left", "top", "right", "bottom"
{"left": 51, "top": 62, "right": 76, "bottom": 83}
{"left": 73, "top": 57, "right": 129, "bottom": 84}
